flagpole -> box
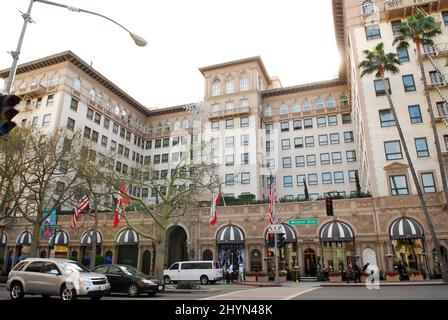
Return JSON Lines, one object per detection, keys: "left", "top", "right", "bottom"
{"left": 272, "top": 173, "right": 279, "bottom": 285}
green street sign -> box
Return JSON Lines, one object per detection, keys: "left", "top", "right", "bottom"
{"left": 288, "top": 219, "right": 319, "bottom": 225}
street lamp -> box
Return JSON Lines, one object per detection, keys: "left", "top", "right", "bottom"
{"left": 5, "top": 0, "right": 147, "bottom": 94}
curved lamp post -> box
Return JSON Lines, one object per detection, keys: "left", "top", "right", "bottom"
{"left": 5, "top": 0, "right": 147, "bottom": 94}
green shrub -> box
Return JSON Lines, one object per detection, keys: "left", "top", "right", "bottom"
{"left": 238, "top": 193, "right": 256, "bottom": 203}
{"left": 175, "top": 281, "right": 198, "bottom": 289}
{"left": 317, "top": 272, "right": 327, "bottom": 281}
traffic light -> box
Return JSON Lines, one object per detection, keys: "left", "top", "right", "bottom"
{"left": 267, "top": 250, "right": 274, "bottom": 257}
{"left": 0, "top": 94, "right": 20, "bottom": 137}
{"left": 268, "top": 232, "right": 275, "bottom": 247}
{"left": 277, "top": 233, "right": 285, "bottom": 248}
{"left": 325, "top": 195, "right": 334, "bottom": 216}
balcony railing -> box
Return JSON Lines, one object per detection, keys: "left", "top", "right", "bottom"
{"left": 262, "top": 104, "right": 351, "bottom": 121}
{"left": 384, "top": 0, "right": 446, "bottom": 20}
{"left": 208, "top": 106, "right": 250, "bottom": 119}
{"left": 15, "top": 84, "right": 47, "bottom": 99}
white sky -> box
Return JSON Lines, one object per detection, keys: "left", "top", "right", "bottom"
{"left": 0, "top": 0, "right": 341, "bottom": 108}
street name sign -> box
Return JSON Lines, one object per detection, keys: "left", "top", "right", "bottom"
{"left": 267, "top": 224, "right": 284, "bottom": 233}
{"left": 288, "top": 219, "right": 319, "bottom": 225}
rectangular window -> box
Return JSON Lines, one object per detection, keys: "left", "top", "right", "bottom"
{"left": 293, "top": 120, "right": 302, "bottom": 130}
{"left": 306, "top": 154, "right": 316, "bottom": 166}
{"left": 154, "top": 155, "right": 161, "bottom": 164}
{"left": 281, "top": 139, "right": 290, "bottom": 150}
{"left": 124, "top": 147, "right": 129, "bottom": 158}
{"left": 283, "top": 176, "right": 293, "bottom": 188}
{"left": 421, "top": 172, "right": 436, "bottom": 193}
{"left": 162, "top": 154, "right": 169, "bottom": 163}
{"left": 415, "top": 137, "right": 429, "bottom": 157}
{"left": 348, "top": 170, "right": 358, "bottom": 182}
{"left": 83, "top": 126, "right": 91, "bottom": 139}
{"left": 240, "top": 117, "right": 249, "bottom": 127}
{"left": 211, "top": 121, "right": 219, "bottom": 130}
{"left": 297, "top": 175, "right": 306, "bottom": 186}
{"left": 342, "top": 113, "right": 352, "bottom": 124}
{"left": 430, "top": 70, "right": 444, "bottom": 85}
{"left": 330, "top": 133, "right": 340, "bottom": 144}
{"left": 101, "top": 135, "right": 108, "bottom": 147}
{"left": 226, "top": 155, "right": 234, "bottom": 166}
{"left": 437, "top": 101, "right": 448, "bottom": 117}
{"left": 328, "top": 115, "right": 337, "bottom": 126}
{"left": 70, "top": 98, "right": 78, "bottom": 111}
{"left": 226, "top": 119, "right": 234, "bottom": 129}
{"left": 241, "top": 172, "right": 250, "bottom": 184}
{"left": 46, "top": 94, "right": 55, "bottom": 107}
{"left": 103, "top": 117, "right": 110, "bottom": 129}
{"left": 304, "top": 118, "right": 313, "bottom": 129}
{"left": 384, "top": 140, "right": 402, "bottom": 160}
{"left": 379, "top": 109, "right": 395, "bottom": 127}
{"left": 365, "top": 24, "right": 381, "bottom": 40}
{"left": 346, "top": 150, "right": 357, "bottom": 162}
{"left": 408, "top": 105, "right": 422, "bottom": 123}
{"left": 294, "top": 137, "right": 303, "bottom": 148}
{"left": 322, "top": 172, "right": 332, "bottom": 184}
{"left": 295, "top": 155, "right": 305, "bottom": 167}
{"left": 374, "top": 78, "right": 391, "bottom": 96}
{"left": 391, "top": 20, "right": 402, "bottom": 36}
{"left": 402, "top": 74, "right": 416, "bottom": 92}
{"left": 91, "top": 130, "right": 98, "bottom": 143}
{"left": 112, "top": 123, "right": 119, "bottom": 134}
{"left": 155, "top": 139, "right": 162, "bottom": 148}
{"left": 87, "top": 108, "right": 94, "bottom": 120}
{"left": 317, "top": 117, "right": 326, "bottom": 127}
{"left": 146, "top": 140, "right": 152, "bottom": 150}
{"left": 110, "top": 140, "right": 117, "bottom": 152}
{"left": 266, "top": 141, "right": 273, "bottom": 152}
{"left": 226, "top": 136, "right": 234, "bottom": 148}
{"left": 241, "top": 134, "right": 249, "bottom": 146}
{"left": 344, "top": 131, "right": 354, "bottom": 143}
{"left": 119, "top": 127, "right": 125, "bottom": 138}
{"left": 94, "top": 112, "right": 101, "bottom": 124}
{"left": 66, "top": 117, "right": 75, "bottom": 131}
{"left": 118, "top": 144, "right": 124, "bottom": 155}
{"left": 282, "top": 157, "right": 292, "bottom": 168}
{"left": 397, "top": 47, "right": 409, "bottom": 63}
{"left": 36, "top": 97, "right": 42, "bottom": 109}
{"left": 225, "top": 174, "right": 235, "bottom": 185}
{"left": 334, "top": 171, "right": 344, "bottom": 184}
{"left": 443, "top": 11, "right": 448, "bottom": 26}
{"left": 42, "top": 114, "right": 51, "bottom": 127}
{"left": 320, "top": 153, "right": 330, "bottom": 165}
{"left": 281, "top": 122, "right": 289, "bottom": 132}
{"left": 319, "top": 134, "right": 328, "bottom": 146}
{"left": 125, "top": 131, "right": 131, "bottom": 141}
{"left": 308, "top": 173, "right": 318, "bottom": 186}
{"left": 145, "top": 155, "right": 152, "bottom": 165}
{"left": 390, "top": 175, "right": 409, "bottom": 195}
{"left": 265, "top": 123, "right": 273, "bottom": 133}
{"left": 163, "top": 138, "right": 169, "bottom": 148}
{"left": 241, "top": 153, "right": 249, "bottom": 164}
{"left": 332, "top": 152, "right": 342, "bottom": 164}
{"left": 305, "top": 136, "right": 314, "bottom": 147}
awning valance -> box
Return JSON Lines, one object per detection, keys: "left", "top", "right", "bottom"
{"left": 390, "top": 217, "right": 424, "bottom": 240}
{"left": 116, "top": 229, "right": 139, "bottom": 245}
{"left": 320, "top": 221, "right": 355, "bottom": 242}
{"left": 80, "top": 230, "right": 102, "bottom": 245}
{"left": 17, "top": 231, "right": 32, "bottom": 245}
{"left": 49, "top": 231, "right": 69, "bottom": 246}
{"left": 216, "top": 225, "right": 245, "bottom": 244}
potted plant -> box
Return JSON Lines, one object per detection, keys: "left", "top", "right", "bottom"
{"left": 360, "top": 272, "right": 369, "bottom": 283}
{"left": 244, "top": 272, "right": 257, "bottom": 282}
{"left": 328, "top": 272, "right": 343, "bottom": 282}
{"left": 385, "top": 272, "right": 400, "bottom": 281}
{"left": 409, "top": 271, "right": 424, "bottom": 281}
{"left": 257, "top": 273, "right": 269, "bottom": 282}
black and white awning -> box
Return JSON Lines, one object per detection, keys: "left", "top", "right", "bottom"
{"left": 80, "top": 230, "right": 102, "bottom": 245}
{"left": 265, "top": 223, "right": 297, "bottom": 243}
{"left": 49, "top": 231, "right": 69, "bottom": 246}
{"left": 17, "top": 231, "right": 32, "bottom": 245}
{"left": 216, "top": 225, "right": 245, "bottom": 244}
{"left": 320, "top": 221, "right": 355, "bottom": 242}
{"left": 390, "top": 217, "right": 424, "bottom": 240}
{"left": 116, "top": 229, "right": 139, "bottom": 245}
{"left": 0, "top": 232, "right": 7, "bottom": 246}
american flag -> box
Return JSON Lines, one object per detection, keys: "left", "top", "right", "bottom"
{"left": 268, "top": 176, "right": 276, "bottom": 224}
{"left": 71, "top": 194, "right": 90, "bottom": 228}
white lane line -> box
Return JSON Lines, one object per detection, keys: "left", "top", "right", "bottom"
{"left": 282, "top": 287, "right": 321, "bottom": 300}
{"left": 199, "top": 287, "right": 263, "bottom": 300}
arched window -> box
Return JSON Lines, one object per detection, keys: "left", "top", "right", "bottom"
{"left": 240, "top": 72, "right": 249, "bottom": 91}
{"left": 362, "top": 0, "right": 375, "bottom": 15}
{"left": 165, "top": 122, "right": 171, "bottom": 132}
{"left": 73, "top": 78, "right": 81, "bottom": 92}
{"left": 326, "top": 96, "right": 335, "bottom": 108}
{"left": 96, "top": 93, "right": 103, "bottom": 104}
{"left": 340, "top": 95, "right": 349, "bottom": 106}
{"left": 30, "top": 78, "right": 37, "bottom": 87}
{"left": 147, "top": 125, "right": 153, "bottom": 135}
{"left": 303, "top": 99, "right": 311, "bottom": 112}
{"left": 89, "top": 88, "right": 96, "bottom": 100}
{"left": 279, "top": 103, "right": 288, "bottom": 115}
{"left": 211, "top": 79, "right": 221, "bottom": 96}
{"left": 40, "top": 75, "right": 48, "bottom": 87}
{"left": 225, "top": 75, "right": 234, "bottom": 94}
{"left": 50, "top": 73, "right": 59, "bottom": 86}
{"left": 292, "top": 102, "right": 301, "bottom": 113}
{"left": 264, "top": 106, "right": 273, "bottom": 117}
{"left": 202, "top": 249, "right": 213, "bottom": 260}
{"left": 316, "top": 97, "right": 324, "bottom": 109}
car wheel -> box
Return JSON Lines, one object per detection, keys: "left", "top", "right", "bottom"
{"left": 127, "top": 283, "right": 139, "bottom": 297}
{"left": 60, "top": 285, "right": 77, "bottom": 301}
{"left": 163, "top": 276, "right": 171, "bottom": 284}
{"left": 10, "top": 283, "right": 24, "bottom": 300}
{"left": 200, "top": 275, "right": 209, "bottom": 285}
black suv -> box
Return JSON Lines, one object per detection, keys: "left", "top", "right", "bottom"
{"left": 93, "top": 264, "right": 164, "bottom": 297}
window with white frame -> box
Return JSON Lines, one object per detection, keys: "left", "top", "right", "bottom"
{"left": 281, "top": 139, "right": 290, "bottom": 150}
{"left": 316, "top": 97, "right": 324, "bottom": 109}
{"left": 226, "top": 76, "right": 234, "bottom": 94}
{"left": 295, "top": 156, "right": 305, "bottom": 167}
{"left": 306, "top": 154, "right": 316, "bottom": 166}
{"left": 212, "top": 79, "right": 221, "bottom": 96}
{"left": 334, "top": 171, "right": 344, "bottom": 183}
{"left": 280, "top": 103, "right": 288, "bottom": 115}
{"left": 297, "top": 175, "right": 306, "bottom": 186}
{"left": 42, "top": 114, "right": 51, "bottom": 127}
{"left": 322, "top": 172, "right": 332, "bottom": 184}
{"left": 241, "top": 172, "right": 250, "bottom": 184}
{"left": 226, "top": 136, "right": 234, "bottom": 148}
{"left": 317, "top": 117, "right": 326, "bottom": 127}
{"left": 308, "top": 173, "right": 318, "bottom": 185}
{"left": 283, "top": 176, "right": 293, "bottom": 188}
{"left": 384, "top": 141, "right": 402, "bottom": 160}
{"left": 240, "top": 73, "right": 249, "bottom": 91}
{"left": 283, "top": 157, "right": 292, "bottom": 168}
{"left": 332, "top": 152, "right": 342, "bottom": 164}
{"left": 319, "top": 134, "right": 328, "bottom": 146}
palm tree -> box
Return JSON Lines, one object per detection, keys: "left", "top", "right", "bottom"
{"left": 359, "top": 42, "right": 448, "bottom": 282}
{"left": 393, "top": 11, "right": 447, "bottom": 205}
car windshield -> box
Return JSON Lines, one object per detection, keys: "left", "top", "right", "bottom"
{"left": 119, "top": 265, "right": 144, "bottom": 276}
{"left": 59, "top": 261, "right": 90, "bottom": 273}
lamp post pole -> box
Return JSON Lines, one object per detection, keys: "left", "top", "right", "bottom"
{"left": 5, "top": 0, "right": 147, "bottom": 94}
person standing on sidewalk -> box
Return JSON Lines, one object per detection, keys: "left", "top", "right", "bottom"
{"left": 228, "top": 264, "right": 234, "bottom": 283}
{"left": 239, "top": 262, "right": 245, "bottom": 282}
{"left": 354, "top": 263, "right": 361, "bottom": 283}
{"left": 347, "top": 262, "right": 354, "bottom": 283}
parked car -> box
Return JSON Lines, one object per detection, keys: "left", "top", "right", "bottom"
{"left": 163, "top": 260, "right": 223, "bottom": 285}
{"left": 6, "top": 258, "right": 110, "bottom": 301}
{"left": 93, "top": 264, "right": 164, "bottom": 297}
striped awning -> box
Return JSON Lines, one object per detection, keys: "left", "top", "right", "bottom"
{"left": 80, "top": 230, "right": 102, "bottom": 245}
{"left": 216, "top": 225, "right": 245, "bottom": 244}
{"left": 116, "top": 229, "right": 139, "bottom": 245}
{"left": 49, "top": 231, "right": 69, "bottom": 246}
{"left": 320, "top": 221, "right": 355, "bottom": 242}
{"left": 264, "top": 223, "right": 297, "bottom": 243}
{"left": 390, "top": 217, "right": 424, "bottom": 240}
{"left": 0, "top": 232, "right": 7, "bottom": 246}
{"left": 17, "top": 231, "right": 32, "bottom": 245}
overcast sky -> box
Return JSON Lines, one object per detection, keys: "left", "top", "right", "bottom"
{"left": 0, "top": 0, "right": 340, "bottom": 108}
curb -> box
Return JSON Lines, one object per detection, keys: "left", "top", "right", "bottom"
{"left": 232, "top": 281, "right": 282, "bottom": 287}
{"left": 320, "top": 282, "right": 448, "bottom": 287}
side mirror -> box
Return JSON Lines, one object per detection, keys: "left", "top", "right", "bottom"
{"left": 49, "top": 270, "right": 60, "bottom": 276}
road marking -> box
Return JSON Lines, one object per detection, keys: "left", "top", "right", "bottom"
{"left": 282, "top": 287, "right": 320, "bottom": 300}
{"left": 199, "top": 288, "right": 262, "bottom": 300}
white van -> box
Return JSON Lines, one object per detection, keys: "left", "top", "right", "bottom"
{"left": 163, "top": 260, "right": 223, "bottom": 285}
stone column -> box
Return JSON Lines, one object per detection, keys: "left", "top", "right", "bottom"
{"left": 137, "top": 245, "right": 144, "bottom": 271}
{"left": 1, "top": 246, "right": 9, "bottom": 275}
{"left": 425, "top": 239, "right": 435, "bottom": 275}
{"left": 297, "top": 243, "right": 304, "bottom": 277}
{"left": 375, "top": 242, "right": 385, "bottom": 273}
{"left": 113, "top": 246, "right": 118, "bottom": 264}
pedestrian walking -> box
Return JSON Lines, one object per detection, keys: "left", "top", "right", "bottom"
{"left": 238, "top": 262, "right": 245, "bottom": 282}
{"left": 223, "top": 265, "right": 228, "bottom": 283}
{"left": 228, "top": 264, "right": 234, "bottom": 283}
{"left": 354, "top": 263, "right": 361, "bottom": 283}
{"left": 347, "top": 262, "right": 354, "bottom": 283}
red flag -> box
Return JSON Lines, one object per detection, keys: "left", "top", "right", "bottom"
{"left": 114, "top": 197, "right": 121, "bottom": 228}
{"left": 112, "top": 184, "right": 129, "bottom": 228}
{"left": 210, "top": 191, "right": 221, "bottom": 225}
{"left": 71, "top": 195, "right": 90, "bottom": 229}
